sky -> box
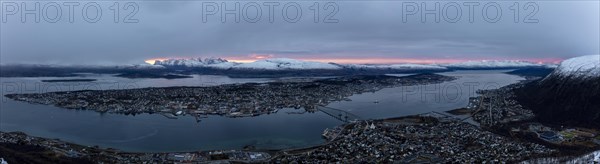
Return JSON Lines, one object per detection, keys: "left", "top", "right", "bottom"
{"left": 0, "top": 1, "right": 599, "bottom": 65}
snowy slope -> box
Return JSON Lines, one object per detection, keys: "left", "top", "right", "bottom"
{"left": 154, "top": 57, "right": 229, "bottom": 67}
{"left": 549, "top": 55, "right": 600, "bottom": 79}
{"left": 119, "top": 64, "right": 165, "bottom": 69}
{"left": 155, "top": 58, "right": 342, "bottom": 70}
{"left": 441, "top": 60, "right": 542, "bottom": 69}
{"left": 205, "top": 62, "right": 238, "bottom": 69}
{"left": 521, "top": 55, "right": 600, "bottom": 128}
{"left": 155, "top": 58, "right": 547, "bottom": 70}
{"left": 343, "top": 63, "right": 447, "bottom": 70}
{"left": 154, "top": 57, "right": 452, "bottom": 70}
{"left": 152, "top": 58, "right": 559, "bottom": 71}
{"left": 232, "top": 58, "right": 341, "bottom": 70}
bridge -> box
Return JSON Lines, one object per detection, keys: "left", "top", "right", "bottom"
{"left": 317, "top": 106, "right": 362, "bottom": 123}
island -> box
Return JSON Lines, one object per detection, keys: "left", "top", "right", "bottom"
{"left": 5, "top": 73, "right": 456, "bottom": 118}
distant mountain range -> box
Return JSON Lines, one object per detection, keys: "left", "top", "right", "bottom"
{"left": 1, "top": 57, "right": 554, "bottom": 78}
{"left": 152, "top": 57, "right": 551, "bottom": 70}
{"left": 153, "top": 57, "right": 446, "bottom": 70}
{"left": 441, "top": 60, "right": 551, "bottom": 69}
{"left": 515, "top": 55, "right": 600, "bottom": 128}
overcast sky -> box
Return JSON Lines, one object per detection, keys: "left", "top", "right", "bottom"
{"left": 1, "top": 1, "right": 598, "bottom": 65}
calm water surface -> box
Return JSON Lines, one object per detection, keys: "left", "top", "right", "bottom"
{"left": 0, "top": 71, "right": 523, "bottom": 152}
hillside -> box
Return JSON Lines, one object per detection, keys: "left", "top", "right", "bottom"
{"left": 515, "top": 55, "right": 600, "bottom": 128}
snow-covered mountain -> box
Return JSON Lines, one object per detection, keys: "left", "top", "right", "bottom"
{"left": 154, "top": 58, "right": 341, "bottom": 70}
{"left": 114, "top": 64, "right": 166, "bottom": 69}
{"left": 515, "top": 55, "right": 600, "bottom": 128}
{"left": 341, "top": 63, "right": 447, "bottom": 70}
{"left": 232, "top": 58, "right": 341, "bottom": 70}
{"left": 153, "top": 57, "right": 556, "bottom": 71}
{"left": 153, "top": 57, "right": 230, "bottom": 68}
{"left": 153, "top": 57, "right": 451, "bottom": 71}
{"left": 546, "top": 55, "right": 599, "bottom": 79}
{"left": 440, "top": 60, "right": 543, "bottom": 69}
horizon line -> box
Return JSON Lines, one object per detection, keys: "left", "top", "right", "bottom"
{"left": 144, "top": 57, "right": 563, "bottom": 65}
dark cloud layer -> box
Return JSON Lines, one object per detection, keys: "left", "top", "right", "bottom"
{"left": 1, "top": 1, "right": 598, "bottom": 64}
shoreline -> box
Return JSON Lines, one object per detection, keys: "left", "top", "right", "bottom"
{"left": 40, "top": 79, "right": 98, "bottom": 83}
{"left": 2, "top": 73, "right": 599, "bottom": 163}
{"left": 2, "top": 107, "right": 598, "bottom": 163}
{"left": 4, "top": 73, "right": 456, "bottom": 118}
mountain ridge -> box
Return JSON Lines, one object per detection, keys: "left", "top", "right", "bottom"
{"left": 515, "top": 55, "right": 600, "bottom": 128}
{"left": 1, "top": 57, "right": 556, "bottom": 78}
{"left": 152, "top": 57, "right": 550, "bottom": 70}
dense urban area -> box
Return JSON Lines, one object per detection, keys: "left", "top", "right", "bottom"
{"left": 276, "top": 114, "right": 554, "bottom": 163}
{"left": 273, "top": 79, "right": 600, "bottom": 162}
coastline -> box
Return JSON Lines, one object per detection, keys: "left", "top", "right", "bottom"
{"left": 2, "top": 73, "right": 599, "bottom": 163}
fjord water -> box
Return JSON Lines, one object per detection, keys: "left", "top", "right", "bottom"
{"left": 0, "top": 71, "right": 523, "bottom": 152}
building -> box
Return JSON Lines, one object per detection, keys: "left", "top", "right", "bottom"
{"left": 539, "top": 131, "right": 561, "bottom": 142}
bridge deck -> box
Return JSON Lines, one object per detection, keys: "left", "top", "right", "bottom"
{"left": 317, "top": 106, "right": 362, "bottom": 123}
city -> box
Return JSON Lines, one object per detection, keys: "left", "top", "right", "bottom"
{"left": 2, "top": 78, "right": 599, "bottom": 163}
{"left": 1, "top": 0, "right": 599, "bottom": 163}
